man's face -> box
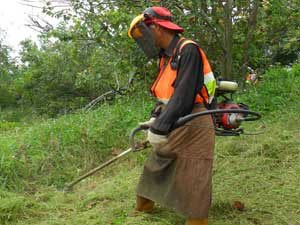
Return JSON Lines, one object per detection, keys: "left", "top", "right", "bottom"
{"left": 130, "top": 21, "right": 161, "bottom": 59}
{"left": 147, "top": 23, "right": 163, "bottom": 48}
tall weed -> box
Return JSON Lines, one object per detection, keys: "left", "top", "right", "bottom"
{"left": 0, "top": 93, "right": 153, "bottom": 191}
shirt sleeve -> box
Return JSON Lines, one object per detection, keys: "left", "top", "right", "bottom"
{"left": 150, "top": 43, "right": 204, "bottom": 135}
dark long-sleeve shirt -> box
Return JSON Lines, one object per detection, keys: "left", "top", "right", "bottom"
{"left": 150, "top": 35, "right": 204, "bottom": 135}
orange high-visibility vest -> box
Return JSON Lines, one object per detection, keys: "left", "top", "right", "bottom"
{"left": 151, "top": 39, "right": 215, "bottom": 104}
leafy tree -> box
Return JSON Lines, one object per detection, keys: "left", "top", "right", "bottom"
{"left": 17, "top": 0, "right": 156, "bottom": 114}
{"left": 257, "top": 0, "right": 300, "bottom": 65}
{"left": 0, "top": 30, "right": 19, "bottom": 108}
{"left": 16, "top": 0, "right": 300, "bottom": 115}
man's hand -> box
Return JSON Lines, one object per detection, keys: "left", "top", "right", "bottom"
{"left": 147, "top": 130, "right": 168, "bottom": 148}
{"left": 139, "top": 117, "right": 156, "bottom": 128}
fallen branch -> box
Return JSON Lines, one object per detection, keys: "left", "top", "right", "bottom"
{"left": 83, "top": 90, "right": 115, "bottom": 111}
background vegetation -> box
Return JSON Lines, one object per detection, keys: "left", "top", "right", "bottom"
{"left": 1, "top": 0, "right": 300, "bottom": 115}
{"left": 1, "top": 0, "right": 300, "bottom": 224}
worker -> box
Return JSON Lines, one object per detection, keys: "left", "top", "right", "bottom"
{"left": 128, "top": 6, "right": 216, "bottom": 225}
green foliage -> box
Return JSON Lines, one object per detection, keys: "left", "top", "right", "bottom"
{"left": 17, "top": 7, "right": 155, "bottom": 115}
{"left": 259, "top": 0, "right": 300, "bottom": 65}
{"left": 2, "top": 0, "right": 300, "bottom": 115}
{"left": 38, "top": 0, "right": 300, "bottom": 82}
{"left": 0, "top": 36, "right": 19, "bottom": 108}
{"left": 19, "top": 38, "right": 104, "bottom": 115}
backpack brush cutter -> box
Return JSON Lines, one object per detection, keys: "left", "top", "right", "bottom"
{"left": 64, "top": 81, "right": 264, "bottom": 191}
{"left": 211, "top": 80, "right": 264, "bottom": 136}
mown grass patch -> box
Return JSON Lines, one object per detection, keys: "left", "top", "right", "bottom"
{"left": 0, "top": 190, "right": 45, "bottom": 224}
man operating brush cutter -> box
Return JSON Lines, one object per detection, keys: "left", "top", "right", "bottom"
{"left": 65, "top": 7, "right": 262, "bottom": 225}
{"left": 128, "top": 6, "right": 216, "bottom": 225}
{"left": 128, "top": 5, "right": 264, "bottom": 224}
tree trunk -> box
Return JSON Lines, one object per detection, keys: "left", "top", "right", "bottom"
{"left": 240, "top": 0, "right": 259, "bottom": 83}
{"left": 200, "top": 0, "right": 208, "bottom": 14}
{"left": 222, "top": 0, "right": 233, "bottom": 80}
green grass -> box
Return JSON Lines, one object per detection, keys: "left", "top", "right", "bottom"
{"left": 1, "top": 65, "right": 300, "bottom": 224}
{"left": 4, "top": 112, "right": 297, "bottom": 225}
{"left": 0, "top": 94, "right": 153, "bottom": 191}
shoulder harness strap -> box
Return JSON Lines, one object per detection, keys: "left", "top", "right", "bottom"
{"left": 170, "top": 38, "right": 185, "bottom": 70}
{"left": 170, "top": 39, "right": 212, "bottom": 107}
{"left": 170, "top": 38, "right": 198, "bottom": 70}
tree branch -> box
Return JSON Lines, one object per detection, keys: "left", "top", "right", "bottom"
{"left": 25, "top": 15, "right": 54, "bottom": 33}
{"left": 84, "top": 90, "right": 115, "bottom": 111}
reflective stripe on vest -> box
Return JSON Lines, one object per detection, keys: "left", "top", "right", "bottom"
{"left": 151, "top": 39, "right": 216, "bottom": 104}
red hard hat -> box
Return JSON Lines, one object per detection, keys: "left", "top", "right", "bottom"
{"left": 143, "top": 7, "right": 184, "bottom": 33}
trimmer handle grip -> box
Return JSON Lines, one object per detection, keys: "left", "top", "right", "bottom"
{"left": 129, "top": 125, "right": 149, "bottom": 151}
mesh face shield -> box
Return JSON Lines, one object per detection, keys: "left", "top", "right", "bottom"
{"left": 128, "top": 7, "right": 183, "bottom": 59}
{"left": 132, "top": 22, "right": 160, "bottom": 59}
{"left": 128, "top": 15, "right": 160, "bottom": 59}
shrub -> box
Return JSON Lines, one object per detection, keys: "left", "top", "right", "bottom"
{"left": 237, "top": 64, "right": 300, "bottom": 113}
